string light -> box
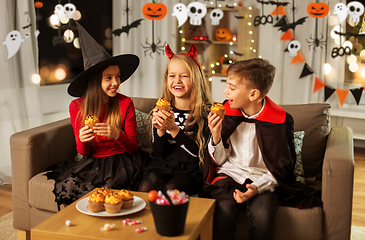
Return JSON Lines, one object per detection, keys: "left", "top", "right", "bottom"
{"left": 248, "top": 22, "right": 252, "bottom": 26}
{"left": 181, "top": 46, "right": 185, "bottom": 51}
{"left": 179, "top": 30, "right": 183, "bottom": 34}
{"left": 349, "top": 62, "right": 359, "bottom": 72}
{"left": 347, "top": 54, "right": 357, "bottom": 65}
{"left": 322, "top": 63, "right": 332, "bottom": 75}
{"left": 361, "top": 67, "right": 365, "bottom": 78}
{"left": 31, "top": 74, "right": 41, "bottom": 84}
{"left": 181, "top": 38, "right": 186, "bottom": 42}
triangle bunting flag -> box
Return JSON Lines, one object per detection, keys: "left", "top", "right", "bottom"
{"left": 271, "top": 5, "right": 286, "bottom": 16}
{"left": 291, "top": 51, "right": 305, "bottom": 64}
{"left": 313, "top": 77, "right": 326, "bottom": 93}
{"left": 280, "top": 29, "right": 294, "bottom": 41}
{"left": 274, "top": 16, "right": 289, "bottom": 27}
{"left": 350, "top": 87, "right": 364, "bottom": 105}
{"left": 336, "top": 89, "right": 349, "bottom": 106}
{"left": 324, "top": 86, "right": 336, "bottom": 101}
{"left": 299, "top": 63, "right": 314, "bottom": 78}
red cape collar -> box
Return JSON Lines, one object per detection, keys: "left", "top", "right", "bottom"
{"left": 223, "top": 96, "right": 286, "bottom": 124}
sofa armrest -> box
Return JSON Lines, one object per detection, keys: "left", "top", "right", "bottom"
{"left": 322, "top": 127, "right": 354, "bottom": 240}
{"left": 10, "top": 118, "right": 76, "bottom": 230}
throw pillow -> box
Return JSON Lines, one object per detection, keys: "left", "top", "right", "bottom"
{"left": 135, "top": 109, "right": 152, "bottom": 152}
{"left": 294, "top": 131, "right": 305, "bottom": 184}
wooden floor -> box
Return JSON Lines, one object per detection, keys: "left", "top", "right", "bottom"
{"left": 0, "top": 148, "right": 365, "bottom": 227}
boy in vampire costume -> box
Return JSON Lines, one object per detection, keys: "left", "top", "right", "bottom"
{"left": 201, "top": 58, "right": 321, "bottom": 240}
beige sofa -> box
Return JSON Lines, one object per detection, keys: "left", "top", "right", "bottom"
{"left": 10, "top": 97, "right": 354, "bottom": 240}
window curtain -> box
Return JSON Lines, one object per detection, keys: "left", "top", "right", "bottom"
{"left": 0, "top": 0, "right": 42, "bottom": 184}
{"left": 112, "top": 0, "right": 179, "bottom": 98}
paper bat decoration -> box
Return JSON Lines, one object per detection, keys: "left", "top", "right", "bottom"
{"left": 52, "top": 36, "right": 66, "bottom": 46}
{"left": 226, "top": 5, "right": 235, "bottom": 8}
{"left": 257, "top": 0, "right": 271, "bottom": 4}
{"left": 269, "top": 1, "right": 290, "bottom": 7}
{"left": 112, "top": 19, "right": 144, "bottom": 36}
{"left": 233, "top": 51, "right": 244, "bottom": 56}
{"left": 279, "top": 17, "right": 307, "bottom": 32}
{"left": 334, "top": 31, "right": 365, "bottom": 38}
{"left": 235, "top": 15, "right": 245, "bottom": 19}
{"left": 23, "top": 23, "right": 32, "bottom": 29}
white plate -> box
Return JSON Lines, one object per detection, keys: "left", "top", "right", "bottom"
{"left": 76, "top": 196, "right": 146, "bottom": 217}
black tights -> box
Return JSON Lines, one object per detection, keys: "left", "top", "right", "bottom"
{"left": 138, "top": 171, "right": 201, "bottom": 196}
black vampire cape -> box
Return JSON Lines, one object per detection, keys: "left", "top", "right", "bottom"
{"left": 203, "top": 97, "right": 322, "bottom": 208}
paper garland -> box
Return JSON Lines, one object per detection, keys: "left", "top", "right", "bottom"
{"left": 273, "top": 1, "right": 365, "bottom": 106}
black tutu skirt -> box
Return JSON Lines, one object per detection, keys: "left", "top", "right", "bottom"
{"left": 45, "top": 149, "right": 149, "bottom": 210}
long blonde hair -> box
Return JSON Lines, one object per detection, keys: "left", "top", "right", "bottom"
{"left": 162, "top": 54, "right": 212, "bottom": 167}
{"left": 77, "top": 66, "right": 122, "bottom": 132}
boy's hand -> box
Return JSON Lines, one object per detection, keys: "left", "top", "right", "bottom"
{"left": 233, "top": 184, "right": 258, "bottom": 203}
{"left": 208, "top": 112, "right": 222, "bottom": 145}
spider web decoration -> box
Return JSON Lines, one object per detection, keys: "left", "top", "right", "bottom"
{"left": 141, "top": 0, "right": 167, "bottom": 59}
{"left": 112, "top": 0, "right": 143, "bottom": 36}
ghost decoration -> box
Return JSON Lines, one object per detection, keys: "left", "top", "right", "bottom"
{"left": 54, "top": 4, "right": 64, "bottom": 19}
{"left": 2, "top": 30, "right": 25, "bottom": 60}
{"left": 64, "top": 3, "right": 76, "bottom": 20}
{"left": 288, "top": 40, "right": 301, "bottom": 57}
{"left": 334, "top": 3, "right": 347, "bottom": 24}
{"left": 172, "top": 3, "right": 188, "bottom": 27}
{"left": 210, "top": 9, "right": 224, "bottom": 25}
{"left": 347, "top": 1, "right": 364, "bottom": 24}
{"left": 187, "top": 2, "right": 207, "bottom": 26}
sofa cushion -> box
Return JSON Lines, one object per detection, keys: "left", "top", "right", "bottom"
{"left": 235, "top": 206, "right": 323, "bottom": 240}
{"left": 294, "top": 131, "right": 305, "bottom": 184}
{"left": 29, "top": 172, "right": 59, "bottom": 213}
{"left": 135, "top": 109, "right": 152, "bottom": 152}
{"left": 282, "top": 103, "right": 331, "bottom": 179}
{"left": 131, "top": 97, "right": 158, "bottom": 114}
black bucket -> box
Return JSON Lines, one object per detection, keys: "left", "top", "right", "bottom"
{"left": 149, "top": 201, "right": 189, "bottom": 236}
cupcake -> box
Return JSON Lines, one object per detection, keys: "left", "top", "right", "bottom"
{"left": 104, "top": 192, "right": 123, "bottom": 214}
{"left": 210, "top": 103, "right": 225, "bottom": 120}
{"left": 156, "top": 98, "right": 171, "bottom": 112}
{"left": 118, "top": 189, "right": 134, "bottom": 209}
{"left": 98, "top": 187, "right": 113, "bottom": 196}
{"left": 84, "top": 115, "right": 99, "bottom": 128}
{"left": 88, "top": 192, "right": 105, "bottom": 212}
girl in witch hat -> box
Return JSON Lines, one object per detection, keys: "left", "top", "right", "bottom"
{"left": 138, "top": 43, "right": 212, "bottom": 196}
{"left": 46, "top": 22, "right": 147, "bottom": 209}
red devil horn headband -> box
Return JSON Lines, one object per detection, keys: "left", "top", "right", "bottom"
{"left": 165, "top": 43, "right": 199, "bottom": 66}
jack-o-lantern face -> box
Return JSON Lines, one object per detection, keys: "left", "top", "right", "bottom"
{"left": 215, "top": 28, "right": 232, "bottom": 41}
{"left": 142, "top": 2, "right": 168, "bottom": 20}
{"left": 307, "top": 2, "right": 329, "bottom": 18}
{"left": 34, "top": 1, "right": 43, "bottom": 8}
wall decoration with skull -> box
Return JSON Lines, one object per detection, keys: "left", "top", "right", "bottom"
{"left": 347, "top": 1, "right": 364, "bottom": 25}
{"left": 288, "top": 40, "right": 301, "bottom": 57}
{"left": 187, "top": 1, "right": 207, "bottom": 26}
{"left": 210, "top": 8, "right": 224, "bottom": 25}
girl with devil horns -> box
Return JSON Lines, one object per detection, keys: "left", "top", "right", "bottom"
{"left": 138, "top": 43, "right": 213, "bottom": 195}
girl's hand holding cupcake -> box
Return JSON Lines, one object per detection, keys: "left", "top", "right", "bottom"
{"left": 152, "top": 107, "right": 180, "bottom": 137}
{"left": 79, "top": 126, "right": 95, "bottom": 143}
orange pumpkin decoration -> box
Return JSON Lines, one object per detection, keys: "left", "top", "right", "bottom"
{"left": 142, "top": 2, "right": 168, "bottom": 21}
{"left": 34, "top": 1, "right": 43, "bottom": 8}
{"left": 307, "top": 2, "right": 329, "bottom": 18}
{"left": 215, "top": 28, "right": 232, "bottom": 41}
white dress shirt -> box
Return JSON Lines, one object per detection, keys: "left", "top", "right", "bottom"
{"left": 208, "top": 100, "right": 278, "bottom": 194}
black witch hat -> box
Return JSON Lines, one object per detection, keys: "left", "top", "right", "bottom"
{"left": 67, "top": 22, "right": 139, "bottom": 97}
